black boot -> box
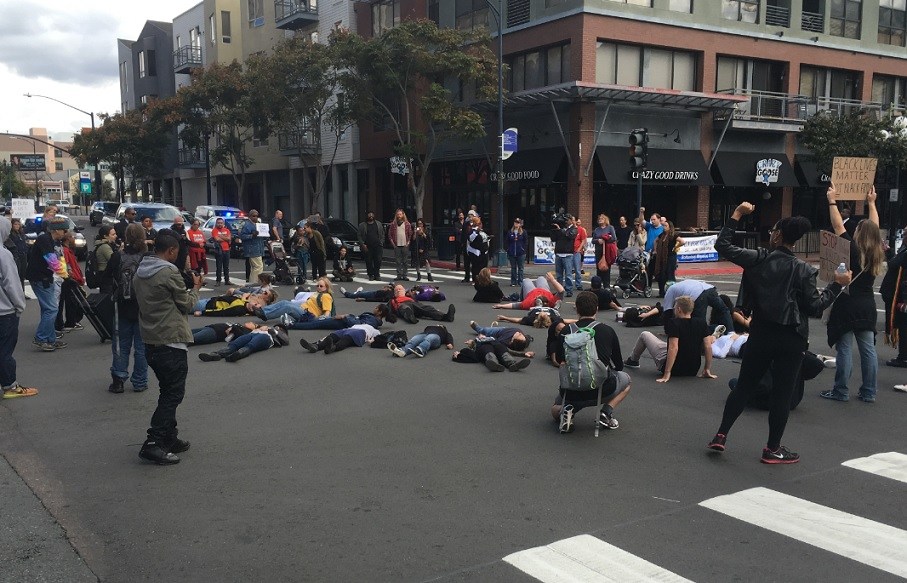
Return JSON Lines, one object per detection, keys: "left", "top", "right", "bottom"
{"left": 501, "top": 353, "right": 531, "bottom": 372}
{"left": 445, "top": 304, "right": 456, "bottom": 322}
{"left": 225, "top": 347, "right": 253, "bottom": 362}
{"left": 108, "top": 374, "right": 125, "bottom": 393}
{"left": 199, "top": 348, "right": 234, "bottom": 362}
{"left": 427, "top": 273, "right": 433, "bottom": 282}
{"left": 299, "top": 338, "right": 320, "bottom": 353}
{"left": 484, "top": 353, "right": 506, "bottom": 372}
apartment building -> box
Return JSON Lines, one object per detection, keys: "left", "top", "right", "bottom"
{"left": 355, "top": 0, "right": 906, "bottom": 240}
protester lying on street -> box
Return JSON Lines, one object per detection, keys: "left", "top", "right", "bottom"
{"left": 623, "top": 295, "right": 719, "bottom": 383}
{"left": 619, "top": 303, "right": 664, "bottom": 327}
{"left": 193, "top": 290, "right": 276, "bottom": 317}
{"left": 492, "top": 271, "right": 565, "bottom": 310}
{"left": 452, "top": 336, "right": 532, "bottom": 372}
{"left": 472, "top": 268, "right": 504, "bottom": 303}
{"left": 468, "top": 321, "right": 533, "bottom": 351}
{"left": 340, "top": 283, "right": 394, "bottom": 302}
{"left": 713, "top": 293, "right": 751, "bottom": 333}
{"left": 494, "top": 306, "right": 574, "bottom": 329}
{"left": 408, "top": 284, "right": 445, "bottom": 302}
{"left": 191, "top": 322, "right": 253, "bottom": 345}
{"left": 388, "top": 324, "right": 454, "bottom": 358}
{"left": 711, "top": 332, "right": 749, "bottom": 359}
{"left": 588, "top": 276, "right": 622, "bottom": 311}
{"left": 226, "top": 273, "right": 274, "bottom": 297}
{"left": 386, "top": 284, "right": 455, "bottom": 324}
{"left": 299, "top": 323, "right": 381, "bottom": 354}
{"left": 272, "top": 305, "right": 388, "bottom": 331}
{"left": 249, "top": 277, "right": 334, "bottom": 322}
{"left": 197, "top": 323, "right": 290, "bottom": 362}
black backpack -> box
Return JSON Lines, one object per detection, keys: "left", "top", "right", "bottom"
{"left": 85, "top": 248, "right": 102, "bottom": 289}
{"left": 117, "top": 252, "right": 143, "bottom": 301}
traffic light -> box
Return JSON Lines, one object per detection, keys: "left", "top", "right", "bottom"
{"left": 629, "top": 128, "right": 648, "bottom": 169}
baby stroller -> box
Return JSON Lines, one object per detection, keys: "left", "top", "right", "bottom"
{"left": 268, "top": 241, "right": 301, "bottom": 285}
{"left": 612, "top": 247, "right": 652, "bottom": 298}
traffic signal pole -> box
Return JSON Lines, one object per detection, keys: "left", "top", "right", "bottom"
{"left": 629, "top": 128, "right": 648, "bottom": 217}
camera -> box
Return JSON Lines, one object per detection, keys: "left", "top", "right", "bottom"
{"left": 551, "top": 213, "right": 571, "bottom": 228}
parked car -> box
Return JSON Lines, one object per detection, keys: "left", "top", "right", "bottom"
{"left": 181, "top": 210, "right": 195, "bottom": 225}
{"left": 201, "top": 216, "right": 248, "bottom": 258}
{"left": 23, "top": 214, "right": 88, "bottom": 260}
{"left": 295, "top": 217, "right": 361, "bottom": 258}
{"left": 194, "top": 205, "right": 245, "bottom": 222}
{"left": 89, "top": 201, "right": 120, "bottom": 226}
{"left": 104, "top": 203, "right": 182, "bottom": 231}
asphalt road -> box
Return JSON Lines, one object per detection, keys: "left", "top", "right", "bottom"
{"left": 2, "top": 219, "right": 906, "bottom": 582}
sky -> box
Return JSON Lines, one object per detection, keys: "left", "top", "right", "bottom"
{"left": 0, "top": 0, "right": 201, "bottom": 142}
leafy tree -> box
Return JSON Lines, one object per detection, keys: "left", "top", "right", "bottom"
{"left": 247, "top": 36, "right": 367, "bottom": 215}
{"left": 335, "top": 20, "right": 497, "bottom": 219}
{"left": 161, "top": 61, "right": 263, "bottom": 209}
{"left": 800, "top": 110, "right": 907, "bottom": 173}
{"left": 0, "top": 160, "right": 32, "bottom": 198}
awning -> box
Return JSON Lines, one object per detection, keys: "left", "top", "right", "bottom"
{"left": 595, "top": 147, "right": 713, "bottom": 186}
{"left": 710, "top": 152, "right": 799, "bottom": 188}
{"left": 496, "top": 147, "right": 566, "bottom": 185}
{"left": 794, "top": 157, "right": 831, "bottom": 188}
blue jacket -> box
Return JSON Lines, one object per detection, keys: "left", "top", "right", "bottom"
{"left": 507, "top": 230, "right": 528, "bottom": 257}
{"left": 240, "top": 220, "right": 265, "bottom": 258}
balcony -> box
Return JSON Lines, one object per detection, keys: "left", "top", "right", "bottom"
{"left": 765, "top": 5, "right": 790, "bottom": 28}
{"left": 278, "top": 130, "right": 318, "bottom": 156}
{"left": 178, "top": 148, "right": 205, "bottom": 168}
{"left": 802, "top": 10, "right": 824, "bottom": 33}
{"left": 275, "top": 0, "right": 318, "bottom": 30}
{"left": 714, "top": 89, "right": 884, "bottom": 130}
{"left": 173, "top": 45, "right": 203, "bottom": 74}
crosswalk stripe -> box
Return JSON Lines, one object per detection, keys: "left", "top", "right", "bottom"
{"left": 699, "top": 487, "right": 907, "bottom": 578}
{"left": 842, "top": 452, "right": 907, "bottom": 485}
{"left": 503, "top": 534, "right": 695, "bottom": 582}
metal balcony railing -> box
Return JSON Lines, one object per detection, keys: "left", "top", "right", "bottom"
{"left": 765, "top": 5, "right": 790, "bottom": 28}
{"left": 278, "top": 130, "right": 317, "bottom": 155}
{"left": 173, "top": 45, "right": 203, "bottom": 73}
{"left": 802, "top": 10, "right": 824, "bottom": 33}
{"left": 715, "top": 89, "right": 885, "bottom": 125}
{"left": 178, "top": 148, "right": 205, "bottom": 167}
{"left": 275, "top": 0, "right": 318, "bottom": 30}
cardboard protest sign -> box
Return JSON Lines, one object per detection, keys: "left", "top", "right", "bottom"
{"left": 818, "top": 230, "right": 850, "bottom": 286}
{"left": 11, "top": 198, "right": 34, "bottom": 219}
{"left": 256, "top": 223, "right": 270, "bottom": 237}
{"left": 830, "top": 157, "right": 877, "bottom": 200}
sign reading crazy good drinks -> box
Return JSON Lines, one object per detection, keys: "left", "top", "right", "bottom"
{"left": 630, "top": 170, "right": 700, "bottom": 181}
{"left": 755, "top": 158, "right": 782, "bottom": 185}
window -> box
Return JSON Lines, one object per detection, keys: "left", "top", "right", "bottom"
{"left": 508, "top": 0, "right": 530, "bottom": 27}
{"left": 372, "top": 0, "right": 400, "bottom": 36}
{"left": 669, "top": 0, "right": 692, "bottom": 12}
{"left": 830, "top": 0, "right": 862, "bottom": 39}
{"left": 507, "top": 44, "right": 572, "bottom": 91}
{"left": 54, "top": 149, "right": 63, "bottom": 157}
{"left": 176, "top": 35, "right": 182, "bottom": 49}
{"left": 222, "top": 11, "right": 232, "bottom": 43}
{"left": 190, "top": 26, "right": 200, "bottom": 49}
{"left": 428, "top": 0, "right": 440, "bottom": 24}
{"left": 119, "top": 61, "right": 128, "bottom": 94}
{"left": 872, "top": 75, "right": 907, "bottom": 109}
{"left": 879, "top": 0, "right": 906, "bottom": 46}
{"left": 605, "top": 0, "right": 652, "bottom": 5}
{"left": 146, "top": 50, "right": 156, "bottom": 77}
{"left": 209, "top": 13, "right": 216, "bottom": 44}
{"left": 138, "top": 51, "right": 146, "bottom": 78}
{"left": 595, "top": 41, "right": 696, "bottom": 91}
{"left": 456, "top": 0, "right": 489, "bottom": 31}
{"left": 721, "top": 0, "right": 758, "bottom": 23}
{"left": 252, "top": 124, "right": 269, "bottom": 147}
{"left": 800, "top": 66, "right": 860, "bottom": 101}
{"left": 55, "top": 162, "right": 63, "bottom": 172}
{"left": 248, "top": 0, "right": 264, "bottom": 27}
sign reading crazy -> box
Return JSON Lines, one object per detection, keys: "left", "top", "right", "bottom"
{"left": 830, "top": 157, "right": 878, "bottom": 200}
{"left": 533, "top": 237, "right": 595, "bottom": 265}
{"left": 676, "top": 234, "right": 719, "bottom": 263}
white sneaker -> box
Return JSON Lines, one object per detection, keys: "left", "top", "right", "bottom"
{"left": 355, "top": 287, "right": 363, "bottom": 293}
{"left": 387, "top": 342, "right": 406, "bottom": 358}
{"left": 894, "top": 384, "right": 907, "bottom": 392}
{"left": 340, "top": 286, "right": 348, "bottom": 295}
{"left": 711, "top": 325, "right": 726, "bottom": 338}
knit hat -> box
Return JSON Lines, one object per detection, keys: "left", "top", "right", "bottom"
{"left": 46, "top": 217, "right": 69, "bottom": 231}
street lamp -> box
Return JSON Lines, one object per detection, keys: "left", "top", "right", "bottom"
{"left": 483, "top": 0, "right": 506, "bottom": 268}
{"left": 10, "top": 135, "right": 40, "bottom": 205}
{"left": 24, "top": 93, "right": 101, "bottom": 208}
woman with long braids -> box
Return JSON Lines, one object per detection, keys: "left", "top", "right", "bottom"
{"left": 651, "top": 220, "right": 683, "bottom": 297}
{"left": 707, "top": 202, "right": 850, "bottom": 464}
{"left": 821, "top": 184, "right": 883, "bottom": 403}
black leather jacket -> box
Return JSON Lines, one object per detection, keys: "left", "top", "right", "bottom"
{"left": 716, "top": 218, "right": 841, "bottom": 339}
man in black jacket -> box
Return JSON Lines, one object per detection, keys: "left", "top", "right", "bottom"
{"left": 551, "top": 215, "right": 578, "bottom": 297}
{"left": 358, "top": 211, "right": 385, "bottom": 281}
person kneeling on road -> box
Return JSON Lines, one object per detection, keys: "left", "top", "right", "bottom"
{"left": 623, "top": 295, "right": 719, "bottom": 383}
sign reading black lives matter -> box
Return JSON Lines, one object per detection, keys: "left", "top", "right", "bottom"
{"left": 830, "top": 157, "right": 877, "bottom": 201}
{"left": 9, "top": 154, "right": 46, "bottom": 172}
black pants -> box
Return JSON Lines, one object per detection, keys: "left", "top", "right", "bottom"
{"left": 717, "top": 323, "right": 807, "bottom": 449}
{"left": 0, "top": 313, "right": 20, "bottom": 388}
{"left": 398, "top": 302, "right": 447, "bottom": 322}
{"left": 455, "top": 243, "right": 464, "bottom": 270}
{"left": 310, "top": 251, "right": 326, "bottom": 279}
{"left": 364, "top": 243, "right": 383, "bottom": 279}
{"left": 656, "top": 254, "right": 678, "bottom": 296}
{"left": 453, "top": 340, "right": 508, "bottom": 363}
{"left": 145, "top": 345, "right": 188, "bottom": 447}
{"left": 55, "top": 279, "right": 84, "bottom": 331}
{"left": 694, "top": 288, "right": 733, "bottom": 333}
{"left": 326, "top": 333, "right": 357, "bottom": 352}
{"left": 462, "top": 250, "right": 472, "bottom": 281}
{"left": 470, "top": 254, "right": 488, "bottom": 282}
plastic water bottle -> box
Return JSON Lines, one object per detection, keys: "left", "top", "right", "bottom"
{"left": 836, "top": 262, "right": 847, "bottom": 274}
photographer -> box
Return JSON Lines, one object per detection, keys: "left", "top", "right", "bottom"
{"left": 551, "top": 213, "right": 578, "bottom": 297}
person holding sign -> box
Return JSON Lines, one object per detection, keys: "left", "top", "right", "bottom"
{"left": 820, "top": 184, "right": 883, "bottom": 403}
{"left": 707, "top": 202, "right": 850, "bottom": 465}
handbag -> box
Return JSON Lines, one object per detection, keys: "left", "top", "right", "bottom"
{"left": 597, "top": 254, "right": 609, "bottom": 272}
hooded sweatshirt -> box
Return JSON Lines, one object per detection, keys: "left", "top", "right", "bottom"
{"left": 0, "top": 217, "right": 26, "bottom": 317}
{"left": 133, "top": 254, "right": 199, "bottom": 346}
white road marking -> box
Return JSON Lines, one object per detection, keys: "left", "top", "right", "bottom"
{"left": 700, "top": 487, "right": 907, "bottom": 578}
{"left": 842, "top": 452, "right": 907, "bottom": 485}
{"left": 503, "top": 534, "right": 695, "bottom": 582}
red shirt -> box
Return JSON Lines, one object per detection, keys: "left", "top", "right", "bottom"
{"left": 390, "top": 295, "right": 414, "bottom": 312}
{"left": 188, "top": 228, "right": 206, "bottom": 249}
{"left": 574, "top": 226, "right": 587, "bottom": 253}
{"left": 520, "top": 288, "right": 556, "bottom": 310}
{"left": 211, "top": 226, "right": 232, "bottom": 252}
{"left": 63, "top": 247, "right": 84, "bottom": 286}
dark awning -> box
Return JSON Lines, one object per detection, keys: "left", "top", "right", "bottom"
{"left": 710, "top": 152, "right": 799, "bottom": 188}
{"left": 595, "top": 146, "right": 713, "bottom": 186}
{"left": 794, "top": 157, "right": 831, "bottom": 188}
{"left": 496, "top": 147, "right": 566, "bottom": 185}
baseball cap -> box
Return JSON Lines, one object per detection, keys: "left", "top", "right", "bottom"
{"left": 590, "top": 276, "right": 602, "bottom": 289}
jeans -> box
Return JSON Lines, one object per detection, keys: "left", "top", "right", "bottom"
{"left": 295, "top": 248, "right": 309, "bottom": 278}
{"left": 344, "top": 290, "right": 382, "bottom": 300}
{"left": 288, "top": 317, "right": 341, "bottom": 331}
{"left": 214, "top": 249, "right": 231, "bottom": 282}
{"left": 693, "top": 288, "right": 733, "bottom": 334}
{"left": 508, "top": 254, "right": 525, "bottom": 285}
{"left": 111, "top": 317, "right": 147, "bottom": 388}
{"left": 474, "top": 326, "right": 506, "bottom": 337}
{"left": 192, "top": 326, "right": 220, "bottom": 345}
{"left": 555, "top": 255, "right": 574, "bottom": 293}
{"left": 31, "top": 279, "right": 61, "bottom": 344}
{"left": 573, "top": 252, "right": 584, "bottom": 290}
{"left": 145, "top": 345, "right": 188, "bottom": 446}
{"left": 261, "top": 300, "right": 306, "bottom": 321}
{"left": 0, "top": 314, "right": 20, "bottom": 389}
{"left": 228, "top": 331, "right": 272, "bottom": 354}
{"left": 193, "top": 299, "right": 209, "bottom": 313}
{"left": 394, "top": 246, "right": 408, "bottom": 278}
{"left": 404, "top": 333, "right": 441, "bottom": 354}
{"left": 834, "top": 329, "right": 877, "bottom": 399}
